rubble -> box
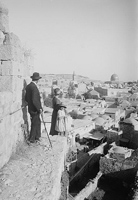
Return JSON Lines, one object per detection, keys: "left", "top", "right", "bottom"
{"left": 99, "top": 143, "right": 137, "bottom": 174}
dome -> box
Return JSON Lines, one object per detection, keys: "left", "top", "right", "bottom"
{"left": 110, "top": 74, "right": 119, "bottom": 82}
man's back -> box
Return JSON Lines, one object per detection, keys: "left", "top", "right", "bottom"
{"left": 25, "top": 82, "right": 42, "bottom": 113}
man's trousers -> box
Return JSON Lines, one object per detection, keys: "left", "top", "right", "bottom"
{"left": 29, "top": 113, "right": 41, "bottom": 142}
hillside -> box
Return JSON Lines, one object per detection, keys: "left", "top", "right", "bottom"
{"left": 38, "top": 74, "right": 103, "bottom": 95}
{"left": 40, "top": 73, "right": 101, "bottom": 84}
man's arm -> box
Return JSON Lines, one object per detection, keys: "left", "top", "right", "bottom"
{"left": 32, "top": 87, "right": 42, "bottom": 113}
{"left": 24, "top": 89, "right": 28, "bottom": 104}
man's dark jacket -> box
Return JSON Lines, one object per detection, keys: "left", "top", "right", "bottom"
{"left": 25, "top": 82, "right": 42, "bottom": 114}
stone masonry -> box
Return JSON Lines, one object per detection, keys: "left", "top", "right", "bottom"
{"left": 0, "top": 2, "right": 33, "bottom": 169}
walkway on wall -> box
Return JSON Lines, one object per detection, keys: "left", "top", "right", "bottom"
{"left": 0, "top": 135, "right": 67, "bottom": 200}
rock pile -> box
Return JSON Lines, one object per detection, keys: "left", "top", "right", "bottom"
{"left": 100, "top": 146, "right": 138, "bottom": 174}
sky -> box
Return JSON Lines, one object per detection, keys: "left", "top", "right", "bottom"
{"left": 2, "top": 0, "right": 138, "bottom": 81}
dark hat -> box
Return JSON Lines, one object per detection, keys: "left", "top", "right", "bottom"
{"left": 59, "top": 103, "right": 66, "bottom": 108}
{"left": 30, "top": 72, "right": 42, "bottom": 80}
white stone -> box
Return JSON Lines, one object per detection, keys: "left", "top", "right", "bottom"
{"left": 4, "top": 179, "right": 14, "bottom": 186}
{"left": 29, "top": 187, "right": 36, "bottom": 192}
{"left": 0, "top": 76, "right": 15, "bottom": 92}
{"left": 0, "top": 76, "right": 24, "bottom": 92}
{"left": 0, "top": 11, "right": 9, "bottom": 33}
{"left": 0, "top": 91, "right": 13, "bottom": 106}
{"left": 0, "top": 0, "right": 34, "bottom": 171}
{"left": 0, "top": 60, "right": 23, "bottom": 76}
{"left": 4, "top": 33, "right": 21, "bottom": 46}
{"left": 0, "top": 44, "right": 23, "bottom": 62}
{"left": 0, "top": 30, "right": 5, "bottom": 44}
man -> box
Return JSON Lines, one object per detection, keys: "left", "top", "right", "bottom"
{"left": 25, "top": 72, "right": 43, "bottom": 143}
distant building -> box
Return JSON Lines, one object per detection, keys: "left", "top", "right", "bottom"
{"left": 128, "top": 93, "right": 138, "bottom": 107}
{"left": 91, "top": 107, "right": 106, "bottom": 115}
{"left": 68, "top": 80, "right": 78, "bottom": 98}
{"left": 105, "top": 108, "right": 125, "bottom": 122}
{"left": 94, "top": 86, "right": 129, "bottom": 98}
{"left": 51, "top": 79, "right": 60, "bottom": 96}
{"left": 78, "top": 82, "right": 87, "bottom": 94}
{"left": 110, "top": 74, "right": 119, "bottom": 82}
{"left": 117, "top": 100, "right": 131, "bottom": 110}
{"left": 104, "top": 73, "right": 124, "bottom": 87}
{"left": 94, "top": 87, "right": 108, "bottom": 96}
{"left": 84, "top": 90, "right": 100, "bottom": 99}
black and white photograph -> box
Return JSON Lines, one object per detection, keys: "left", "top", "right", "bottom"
{"left": 0, "top": 0, "right": 138, "bottom": 199}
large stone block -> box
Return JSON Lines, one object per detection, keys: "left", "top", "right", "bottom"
{"left": 0, "top": 44, "right": 12, "bottom": 60}
{"left": 0, "top": 102, "right": 11, "bottom": 119}
{"left": 12, "top": 91, "right": 23, "bottom": 104}
{"left": 0, "top": 44, "right": 24, "bottom": 62}
{"left": 0, "top": 75, "right": 23, "bottom": 92}
{"left": 0, "top": 105, "right": 3, "bottom": 118}
{"left": 4, "top": 32, "right": 21, "bottom": 47}
{"left": 13, "top": 109, "right": 23, "bottom": 124}
{"left": 24, "top": 54, "right": 34, "bottom": 66}
{"left": 0, "top": 30, "right": 5, "bottom": 45}
{"left": 4, "top": 61, "right": 23, "bottom": 76}
{"left": 0, "top": 139, "right": 7, "bottom": 169}
{"left": 0, "top": 113, "right": 25, "bottom": 169}
{"left": 0, "top": 91, "right": 12, "bottom": 106}
{"left": 16, "top": 77, "right": 24, "bottom": 91}
{"left": 0, "top": 9, "right": 9, "bottom": 33}
{"left": 23, "top": 62, "right": 34, "bottom": 77}
{"left": 0, "top": 60, "right": 23, "bottom": 76}
{"left": 0, "top": 2, "right": 8, "bottom": 14}
{"left": 10, "top": 101, "right": 21, "bottom": 114}
{"left": 0, "top": 76, "right": 15, "bottom": 92}
{"left": 2, "top": 113, "right": 11, "bottom": 128}
{"left": 22, "top": 63, "right": 29, "bottom": 77}
{"left": 0, "top": 92, "right": 13, "bottom": 122}
{"left": 2, "top": 115, "right": 12, "bottom": 135}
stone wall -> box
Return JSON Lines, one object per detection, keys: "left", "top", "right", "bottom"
{"left": 99, "top": 156, "right": 136, "bottom": 174}
{"left": 0, "top": 2, "right": 33, "bottom": 169}
{"left": 119, "top": 122, "right": 138, "bottom": 149}
{"left": 94, "top": 87, "right": 108, "bottom": 97}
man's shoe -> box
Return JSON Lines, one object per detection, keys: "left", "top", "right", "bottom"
{"left": 35, "top": 138, "right": 43, "bottom": 145}
{"left": 35, "top": 139, "right": 40, "bottom": 142}
{"left": 36, "top": 137, "right": 43, "bottom": 142}
{"left": 27, "top": 140, "right": 36, "bottom": 146}
{"left": 29, "top": 140, "right": 35, "bottom": 143}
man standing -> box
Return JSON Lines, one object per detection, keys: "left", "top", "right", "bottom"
{"left": 25, "top": 72, "right": 42, "bottom": 143}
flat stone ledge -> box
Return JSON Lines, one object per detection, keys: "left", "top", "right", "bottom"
{"left": 0, "top": 136, "right": 67, "bottom": 200}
